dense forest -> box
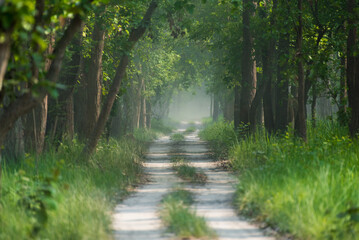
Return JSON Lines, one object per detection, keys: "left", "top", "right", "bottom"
{"left": 0, "top": 0, "right": 359, "bottom": 239}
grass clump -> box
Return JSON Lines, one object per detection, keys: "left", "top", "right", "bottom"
{"left": 184, "top": 126, "right": 196, "bottom": 134}
{"left": 0, "top": 138, "right": 144, "bottom": 239}
{"left": 171, "top": 133, "right": 185, "bottom": 142}
{"left": 160, "top": 188, "right": 216, "bottom": 239}
{"left": 173, "top": 161, "right": 207, "bottom": 184}
{"left": 202, "top": 120, "right": 359, "bottom": 239}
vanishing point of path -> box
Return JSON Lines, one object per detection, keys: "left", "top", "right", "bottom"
{"left": 112, "top": 123, "right": 274, "bottom": 240}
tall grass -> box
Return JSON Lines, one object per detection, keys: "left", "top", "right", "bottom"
{"left": 200, "top": 120, "right": 359, "bottom": 239}
{"left": 0, "top": 138, "right": 144, "bottom": 239}
{"left": 199, "top": 120, "right": 237, "bottom": 159}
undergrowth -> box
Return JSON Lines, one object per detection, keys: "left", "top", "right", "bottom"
{"left": 0, "top": 138, "right": 144, "bottom": 239}
{"left": 160, "top": 188, "right": 216, "bottom": 239}
{"left": 200, "top": 120, "right": 359, "bottom": 239}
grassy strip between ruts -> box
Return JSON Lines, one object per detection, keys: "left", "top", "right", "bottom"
{"left": 171, "top": 157, "right": 207, "bottom": 184}
{"left": 160, "top": 188, "right": 217, "bottom": 239}
{"left": 0, "top": 137, "right": 145, "bottom": 240}
{"left": 171, "top": 133, "right": 185, "bottom": 142}
{"left": 200, "top": 119, "right": 359, "bottom": 240}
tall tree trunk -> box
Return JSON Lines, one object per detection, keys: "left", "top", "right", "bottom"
{"left": 24, "top": 33, "right": 54, "bottom": 154}
{"left": 57, "top": 25, "right": 84, "bottom": 141}
{"left": 213, "top": 93, "right": 219, "bottom": 122}
{"left": 234, "top": 84, "right": 241, "bottom": 127}
{"left": 311, "top": 81, "right": 317, "bottom": 127}
{"left": 275, "top": 34, "right": 290, "bottom": 132}
{"left": 338, "top": 55, "right": 348, "bottom": 125}
{"left": 295, "top": 0, "right": 307, "bottom": 141}
{"left": 223, "top": 91, "right": 234, "bottom": 122}
{"left": 82, "top": 0, "right": 158, "bottom": 158}
{"left": 80, "top": 14, "right": 105, "bottom": 140}
{"left": 347, "top": 0, "right": 359, "bottom": 137}
{"left": 262, "top": 44, "right": 275, "bottom": 132}
{"left": 0, "top": 32, "right": 11, "bottom": 91}
{"left": 239, "top": 0, "right": 257, "bottom": 129}
{"left": 140, "top": 80, "right": 147, "bottom": 128}
{"left": 146, "top": 101, "right": 152, "bottom": 129}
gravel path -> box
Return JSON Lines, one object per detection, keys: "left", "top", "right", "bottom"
{"left": 112, "top": 125, "right": 274, "bottom": 240}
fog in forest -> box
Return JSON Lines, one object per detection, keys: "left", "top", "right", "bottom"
{"left": 169, "top": 87, "right": 211, "bottom": 122}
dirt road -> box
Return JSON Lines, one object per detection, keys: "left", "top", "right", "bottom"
{"left": 112, "top": 125, "right": 274, "bottom": 240}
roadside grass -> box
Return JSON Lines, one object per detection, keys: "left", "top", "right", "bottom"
{"left": 0, "top": 138, "right": 144, "bottom": 239}
{"left": 171, "top": 133, "right": 185, "bottom": 142}
{"left": 173, "top": 162, "right": 207, "bottom": 184}
{"left": 152, "top": 118, "right": 175, "bottom": 134}
{"left": 200, "top": 120, "right": 359, "bottom": 239}
{"left": 133, "top": 128, "right": 158, "bottom": 142}
{"left": 133, "top": 119, "right": 177, "bottom": 142}
{"left": 160, "top": 188, "right": 217, "bottom": 239}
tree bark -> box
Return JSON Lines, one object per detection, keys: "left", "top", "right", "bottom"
{"left": 81, "top": 14, "right": 105, "bottom": 139}
{"left": 347, "top": 0, "right": 359, "bottom": 137}
{"left": 146, "top": 101, "right": 152, "bottom": 128}
{"left": 239, "top": 0, "right": 257, "bottom": 129}
{"left": 82, "top": 0, "right": 158, "bottom": 158}
{"left": 0, "top": 32, "right": 11, "bottom": 91}
{"left": 213, "top": 93, "right": 219, "bottom": 122}
{"left": 140, "top": 79, "right": 147, "bottom": 128}
{"left": 338, "top": 55, "right": 347, "bottom": 125}
{"left": 275, "top": 34, "right": 290, "bottom": 132}
{"left": 295, "top": 0, "right": 307, "bottom": 141}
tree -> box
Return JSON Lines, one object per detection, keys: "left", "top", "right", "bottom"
{"left": 347, "top": 0, "right": 359, "bottom": 137}
{"left": 82, "top": 0, "right": 158, "bottom": 158}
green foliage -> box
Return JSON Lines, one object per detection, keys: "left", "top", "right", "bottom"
{"left": 160, "top": 188, "right": 216, "bottom": 239}
{"left": 171, "top": 133, "right": 185, "bottom": 142}
{"left": 228, "top": 121, "right": 359, "bottom": 239}
{"left": 0, "top": 138, "right": 144, "bottom": 239}
{"left": 173, "top": 161, "right": 207, "bottom": 184}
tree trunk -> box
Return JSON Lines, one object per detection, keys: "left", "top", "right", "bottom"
{"left": 262, "top": 43, "right": 275, "bottom": 132}
{"left": 311, "top": 81, "right": 317, "bottom": 127}
{"left": 81, "top": 15, "right": 105, "bottom": 139}
{"left": 338, "top": 55, "right": 348, "bottom": 125}
{"left": 146, "top": 101, "right": 152, "bottom": 128}
{"left": 140, "top": 81, "right": 147, "bottom": 129}
{"left": 234, "top": 84, "right": 241, "bottom": 128}
{"left": 24, "top": 33, "right": 54, "bottom": 154}
{"left": 0, "top": 32, "right": 11, "bottom": 91}
{"left": 239, "top": 0, "right": 257, "bottom": 129}
{"left": 223, "top": 91, "right": 234, "bottom": 122}
{"left": 295, "top": 0, "right": 307, "bottom": 141}
{"left": 213, "top": 93, "right": 219, "bottom": 122}
{"left": 82, "top": 0, "right": 158, "bottom": 158}
{"left": 347, "top": 0, "right": 359, "bottom": 137}
{"left": 275, "top": 34, "right": 290, "bottom": 132}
